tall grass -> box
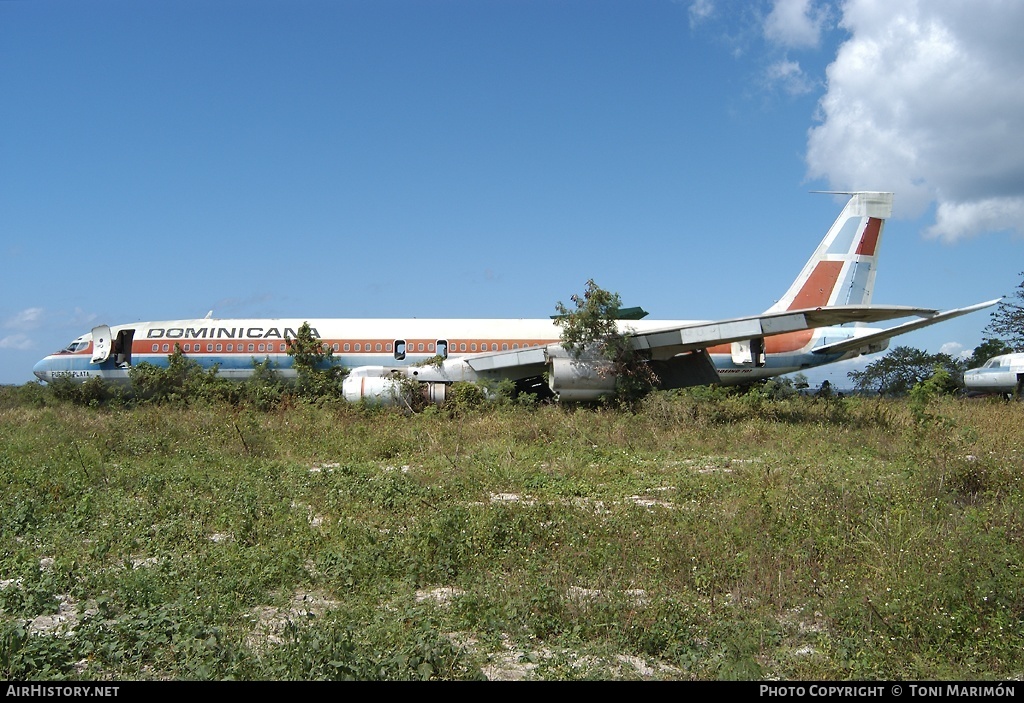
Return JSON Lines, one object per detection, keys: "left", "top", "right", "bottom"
{"left": 1, "top": 387, "right": 1021, "bottom": 680}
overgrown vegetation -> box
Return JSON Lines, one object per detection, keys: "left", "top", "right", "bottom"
{"left": 847, "top": 346, "right": 966, "bottom": 397}
{"left": 984, "top": 272, "right": 1024, "bottom": 351}
{"left": 22, "top": 322, "right": 351, "bottom": 412}
{"left": 1, "top": 380, "right": 1022, "bottom": 680}
{"left": 286, "top": 321, "right": 347, "bottom": 400}
{"left": 3, "top": 287, "right": 1021, "bottom": 680}
{"left": 554, "top": 279, "right": 659, "bottom": 408}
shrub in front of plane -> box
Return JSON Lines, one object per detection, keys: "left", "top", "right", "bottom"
{"left": 908, "top": 365, "right": 957, "bottom": 428}
{"left": 553, "top": 279, "right": 658, "bottom": 408}
{"left": 129, "top": 345, "right": 232, "bottom": 404}
{"left": 236, "top": 357, "right": 286, "bottom": 410}
{"left": 285, "top": 321, "right": 347, "bottom": 401}
{"left": 47, "top": 375, "right": 122, "bottom": 407}
{"left": 445, "top": 381, "right": 487, "bottom": 414}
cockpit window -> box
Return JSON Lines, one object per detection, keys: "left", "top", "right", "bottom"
{"left": 61, "top": 339, "right": 90, "bottom": 353}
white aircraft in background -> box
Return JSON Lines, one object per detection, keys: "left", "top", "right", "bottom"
{"left": 33, "top": 192, "right": 998, "bottom": 405}
{"left": 964, "top": 352, "right": 1024, "bottom": 398}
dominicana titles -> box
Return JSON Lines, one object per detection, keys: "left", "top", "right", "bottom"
{"left": 146, "top": 326, "right": 320, "bottom": 340}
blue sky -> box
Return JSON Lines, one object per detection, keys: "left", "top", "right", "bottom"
{"left": 3, "top": 0, "right": 1023, "bottom": 387}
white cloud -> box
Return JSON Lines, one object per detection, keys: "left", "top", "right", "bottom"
{"left": 939, "top": 341, "right": 970, "bottom": 360}
{"left": 0, "top": 334, "right": 33, "bottom": 351}
{"left": 764, "top": 59, "right": 817, "bottom": 96}
{"left": 764, "top": 0, "right": 827, "bottom": 49}
{"left": 2, "top": 307, "right": 98, "bottom": 333}
{"left": 67, "top": 308, "right": 99, "bottom": 328}
{"left": 5, "top": 307, "right": 44, "bottom": 330}
{"left": 687, "top": 0, "right": 716, "bottom": 28}
{"left": 927, "top": 197, "right": 1024, "bottom": 242}
{"left": 806, "top": 0, "right": 1024, "bottom": 240}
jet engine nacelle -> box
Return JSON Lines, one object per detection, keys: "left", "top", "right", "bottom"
{"left": 547, "top": 357, "right": 617, "bottom": 402}
{"left": 342, "top": 367, "right": 448, "bottom": 407}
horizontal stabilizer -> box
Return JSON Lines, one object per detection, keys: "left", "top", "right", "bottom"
{"left": 811, "top": 299, "right": 1002, "bottom": 356}
{"left": 551, "top": 306, "right": 649, "bottom": 321}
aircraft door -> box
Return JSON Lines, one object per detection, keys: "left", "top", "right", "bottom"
{"left": 90, "top": 325, "right": 113, "bottom": 364}
{"left": 114, "top": 329, "right": 135, "bottom": 366}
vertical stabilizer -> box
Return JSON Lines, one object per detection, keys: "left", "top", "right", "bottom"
{"left": 766, "top": 192, "right": 892, "bottom": 314}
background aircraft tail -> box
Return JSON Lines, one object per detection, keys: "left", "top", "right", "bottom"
{"left": 766, "top": 191, "right": 893, "bottom": 314}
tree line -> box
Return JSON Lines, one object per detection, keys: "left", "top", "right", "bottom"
{"left": 846, "top": 271, "right": 1023, "bottom": 396}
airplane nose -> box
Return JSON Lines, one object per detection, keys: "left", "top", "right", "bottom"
{"left": 32, "top": 358, "right": 50, "bottom": 382}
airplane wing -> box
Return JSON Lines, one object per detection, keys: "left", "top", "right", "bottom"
{"left": 809, "top": 299, "right": 1001, "bottom": 356}
{"left": 627, "top": 304, "right": 948, "bottom": 360}
{"left": 443, "top": 303, "right": 945, "bottom": 374}
{"left": 392, "top": 301, "right": 998, "bottom": 398}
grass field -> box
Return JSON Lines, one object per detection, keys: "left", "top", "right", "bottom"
{"left": 1, "top": 385, "right": 1022, "bottom": 680}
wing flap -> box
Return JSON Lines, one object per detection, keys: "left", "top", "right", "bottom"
{"left": 462, "top": 346, "right": 549, "bottom": 372}
{"left": 422, "top": 300, "right": 997, "bottom": 380}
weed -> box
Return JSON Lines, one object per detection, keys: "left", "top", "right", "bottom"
{"left": 0, "top": 393, "right": 1022, "bottom": 679}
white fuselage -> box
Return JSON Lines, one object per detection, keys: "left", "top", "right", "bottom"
{"left": 963, "top": 353, "right": 1024, "bottom": 396}
{"left": 32, "top": 316, "right": 858, "bottom": 389}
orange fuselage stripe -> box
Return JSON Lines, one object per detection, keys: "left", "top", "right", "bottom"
{"left": 78, "top": 331, "right": 822, "bottom": 359}
{"left": 130, "top": 338, "right": 557, "bottom": 355}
